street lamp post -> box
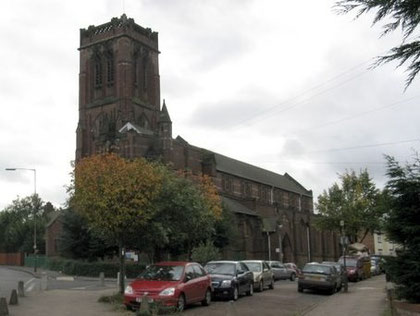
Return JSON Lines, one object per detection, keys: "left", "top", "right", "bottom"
{"left": 340, "top": 220, "right": 348, "bottom": 293}
{"left": 5, "top": 168, "right": 37, "bottom": 272}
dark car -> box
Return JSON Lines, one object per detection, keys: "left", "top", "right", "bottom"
{"left": 298, "top": 263, "right": 339, "bottom": 294}
{"left": 124, "top": 261, "right": 212, "bottom": 311}
{"left": 204, "top": 261, "right": 254, "bottom": 301}
{"left": 322, "top": 261, "right": 345, "bottom": 291}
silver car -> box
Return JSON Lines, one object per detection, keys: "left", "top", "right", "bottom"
{"left": 298, "top": 263, "right": 339, "bottom": 294}
{"left": 242, "top": 260, "right": 274, "bottom": 292}
{"left": 268, "top": 261, "right": 296, "bottom": 281}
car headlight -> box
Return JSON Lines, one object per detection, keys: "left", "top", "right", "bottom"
{"left": 220, "top": 280, "right": 232, "bottom": 288}
{"left": 125, "top": 285, "right": 133, "bottom": 295}
{"left": 159, "top": 287, "right": 175, "bottom": 296}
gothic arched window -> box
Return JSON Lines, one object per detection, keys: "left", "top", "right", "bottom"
{"left": 106, "top": 54, "right": 114, "bottom": 84}
{"left": 94, "top": 58, "right": 102, "bottom": 87}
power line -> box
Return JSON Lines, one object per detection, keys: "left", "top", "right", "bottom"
{"left": 307, "top": 138, "right": 420, "bottom": 154}
{"left": 290, "top": 94, "right": 420, "bottom": 135}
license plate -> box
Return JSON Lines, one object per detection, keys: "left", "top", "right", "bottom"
{"left": 136, "top": 297, "right": 154, "bottom": 303}
{"left": 308, "top": 276, "right": 321, "bottom": 280}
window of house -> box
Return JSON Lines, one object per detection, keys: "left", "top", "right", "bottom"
{"left": 377, "top": 234, "right": 382, "bottom": 243}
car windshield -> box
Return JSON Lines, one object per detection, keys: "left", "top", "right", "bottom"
{"left": 137, "top": 265, "right": 184, "bottom": 281}
{"left": 303, "top": 264, "right": 331, "bottom": 275}
{"left": 204, "top": 262, "right": 235, "bottom": 275}
{"left": 244, "top": 262, "right": 262, "bottom": 272}
{"left": 339, "top": 258, "right": 357, "bottom": 267}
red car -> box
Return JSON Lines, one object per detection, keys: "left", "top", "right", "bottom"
{"left": 124, "top": 261, "right": 212, "bottom": 311}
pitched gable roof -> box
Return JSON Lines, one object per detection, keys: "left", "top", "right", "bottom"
{"left": 212, "top": 153, "right": 312, "bottom": 197}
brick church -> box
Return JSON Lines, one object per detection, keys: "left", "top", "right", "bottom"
{"left": 48, "top": 15, "right": 339, "bottom": 266}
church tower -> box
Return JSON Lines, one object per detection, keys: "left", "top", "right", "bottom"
{"left": 76, "top": 15, "right": 162, "bottom": 160}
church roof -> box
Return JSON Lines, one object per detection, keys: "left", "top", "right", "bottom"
{"left": 119, "top": 122, "right": 154, "bottom": 135}
{"left": 221, "top": 196, "right": 259, "bottom": 217}
{"left": 211, "top": 152, "right": 312, "bottom": 197}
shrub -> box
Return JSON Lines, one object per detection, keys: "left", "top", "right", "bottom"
{"left": 191, "top": 240, "right": 221, "bottom": 266}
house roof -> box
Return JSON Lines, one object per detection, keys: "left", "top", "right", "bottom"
{"left": 221, "top": 196, "right": 259, "bottom": 217}
{"left": 212, "top": 153, "right": 312, "bottom": 197}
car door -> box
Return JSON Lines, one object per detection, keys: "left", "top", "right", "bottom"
{"left": 262, "top": 261, "right": 272, "bottom": 286}
{"left": 192, "top": 264, "right": 208, "bottom": 300}
{"left": 277, "top": 263, "right": 288, "bottom": 279}
{"left": 235, "top": 262, "right": 247, "bottom": 293}
{"left": 183, "top": 265, "right": 198, "bottom": 303}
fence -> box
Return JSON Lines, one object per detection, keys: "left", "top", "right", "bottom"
{"left": 0, "top": 253, "right": 24, "bottom": 266}
{"left": 24, "top": 254, "right": 48, "bottom": 268}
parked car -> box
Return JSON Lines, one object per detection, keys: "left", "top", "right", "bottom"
{"left": 338, "top": 256, "right": 365, "bottom": 282}
{"left": 284, "top": 262, "right": 302, "bottom": 278}
{"left": 242, "top": 260, "right": 274, "bottom": 292}
{"left": 370, "top": 258, "right": 380, "bottom": 275}
{"left": 322, "top": 261, "right": 345, "bottom": 291}
{"left": 298, "top": 263, "right": 340, "bottom": 294}
{"left": 268, "top": 261, "right": 296, "bottom": 281}
{"left": 204, "top": 261, "right": 254, "bottom": 300}
{"left": 124, "top": 261, "right": 212, "bottom": 311}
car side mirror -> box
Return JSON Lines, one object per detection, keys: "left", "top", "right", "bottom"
{"left": 185, "top": 275, "right": 192, "bottom": 282}
{"left": 237, "top": 270, "right": 244, "bottom": 275}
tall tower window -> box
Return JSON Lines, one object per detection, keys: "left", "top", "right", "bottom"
{"left": 107, "top": 54, "right": 114, "bottom": 84}
{"left": 95, "top": 60, "right": 102, "bottom": 87}
{"left": 142, "top": 56, "right": 148, "bottom": 91}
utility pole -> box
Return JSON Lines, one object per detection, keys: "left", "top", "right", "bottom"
{"left": 340, "top": 220, "right": 348, "bottom": 293}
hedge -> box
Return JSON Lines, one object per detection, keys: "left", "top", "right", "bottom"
{"left": 46, "top": 257, "right": 146, "bottom": 278}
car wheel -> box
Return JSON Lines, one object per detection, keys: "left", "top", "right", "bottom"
{"left": 298, "top": 285, "right": 303, "bottom": 293}
{"left": 258, "top": 281, "right": 264, "bottom": 292}
{"left": 177, "top": 294, "right": 186, "bottom": 312}
{"left": 231, "top": 286, "right": 239, "bottom": 301}
{"left": 269, "top": 278, "right": 274, "bottom": 290}
{"left": 246, "top": 283, "right": 254, "bottom": 296}
{"left": 202, "top": 289, "right": 211, "bottom": 306}
{"left": 290, "top": 273, "right": 296, "bottom": 281}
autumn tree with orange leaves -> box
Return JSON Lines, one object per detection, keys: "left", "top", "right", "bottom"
{"left": 70, "top": 153, "right": 163, "bottom": 293}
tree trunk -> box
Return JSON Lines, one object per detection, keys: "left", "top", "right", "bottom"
{"left": 118, "top": 239, "right": 126, "bottom": 294}
{"left": 359, "top": 229, "right": 369, "bottom": 244}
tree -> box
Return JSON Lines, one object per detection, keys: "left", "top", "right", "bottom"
{"left": 0, "top": 195, "right": 54, "bottom": 254}
{"left": 335, "top": 0, "right": 420, "bottom": 88}
{"left": 69, "top": 153, "right": 163, "bottom": 293}
{"left": 383, "top": 154, "right": 420, "bottom": 303}
{"left": 150, "top": 169, "right": 222, "bottom": 260}
{"left": 59, "top": 208, "right": 116, "bottom": 261}
{"left": 315, "top": 169, "right": 383, "bottom": 242}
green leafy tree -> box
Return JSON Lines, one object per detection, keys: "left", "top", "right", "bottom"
{"left": 315, "top": 169, "right": 383, "bottom": 242}
{"left": 383, "top": 154, "right": 420, "bottom": 303}
{"left": 69, "top": 153, "right": 163, "bottom": 293}
{"left": 0, "top": 195, "right": 54, "bottom": 254}
{"left": 59, "top": 208, "right": 116, "bottom": 261}
{"left": 191, "top": 240, "right": 221, "bottom": 266}
{"left": 151, "top": 169, "right": 222, "bottom": 260}
{"left": 335, "top": 0, "right": 420, "bottom": 88}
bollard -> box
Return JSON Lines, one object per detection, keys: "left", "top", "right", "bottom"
{"left": 138, "top": 294, "right": 150, "bottom": 313}
{"left": 41, "top": 272, "right": 48, "bottom": 291}
{"left": 0, "top": 297, "right": 9, "bottom": 316}
{"left": 9, "top": 290, "right": 18, "bottom": 306}
{"left": 99, "top": 272, "right": 105, "bottom": 287}
{"left": 117, "top": 272, "right": 120, "bottom": 287}
{"left": 17, "top": 281, "right": 24, "bottom": 297}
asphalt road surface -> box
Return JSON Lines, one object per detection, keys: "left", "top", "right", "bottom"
{"left": 0, "top": 266, "right": 36, "bottom": 298}
{"left": 182, "top": 279, "right": 331, "bottom": 316}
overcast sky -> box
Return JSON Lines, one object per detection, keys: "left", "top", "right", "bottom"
{"left": 1, "top": 0, "right": 419, "bottom": 211}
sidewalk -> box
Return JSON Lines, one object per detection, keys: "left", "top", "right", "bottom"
{"left": 304, "top": 275, "right": 388, "bottom": 316}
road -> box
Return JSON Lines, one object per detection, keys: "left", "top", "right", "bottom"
{"left": 0, "top": 266, "right": 36, "bottom": 297}
{"left": 0, "top": 266, "right": 116, "bottom": 297}
{"left": 183, "top": 279, "right": 331, "bottom": 316}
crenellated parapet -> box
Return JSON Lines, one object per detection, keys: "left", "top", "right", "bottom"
{"left": 80, "top": 14, "right": 158, "bottom": 51}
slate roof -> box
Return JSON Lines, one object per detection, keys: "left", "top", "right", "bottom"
{"left": 221, "top": 196, "right": 259, "bottom": 217}
{"left": 211, "top": 153, "right": 312, "bottom": 197}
